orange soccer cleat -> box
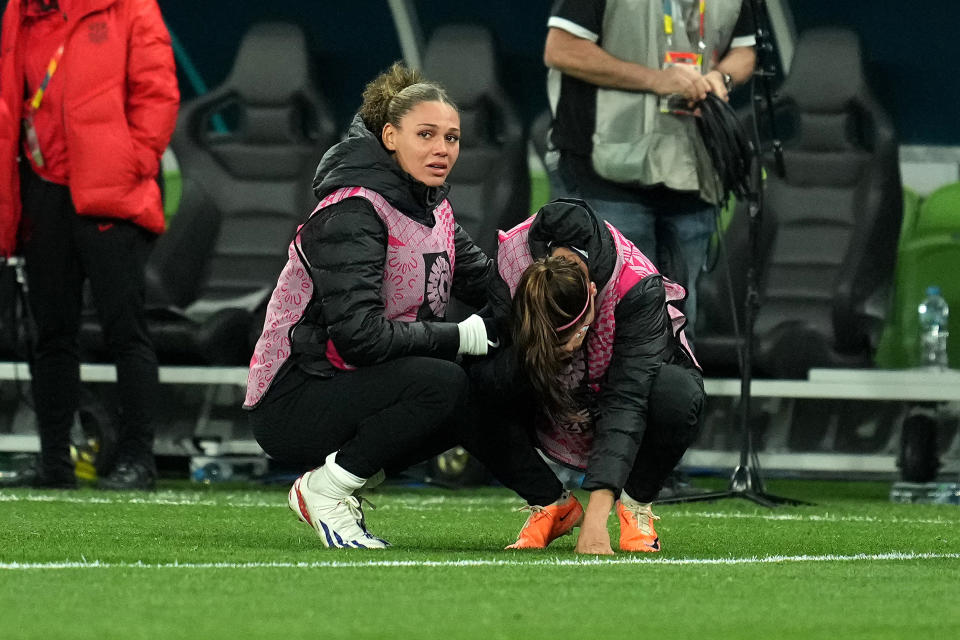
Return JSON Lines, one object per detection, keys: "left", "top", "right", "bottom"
{"left": 506, "top": 491, "right": 584, "bottom": 549}
{"left": 617, "top": 499, "right": 661, "bottom": 552}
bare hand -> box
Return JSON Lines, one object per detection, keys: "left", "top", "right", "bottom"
{"left": 575, "top": 524, "right": 614, "bottom": 555}
{"left": 653, "top": 65, "right": 710, "bottom": 102}
{"left": 704, "top": 70, "right": 729, "bottom": 101}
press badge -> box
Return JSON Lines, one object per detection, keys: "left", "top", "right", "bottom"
{"left": 659, "top": 51, "right": 703, "bottom": 116}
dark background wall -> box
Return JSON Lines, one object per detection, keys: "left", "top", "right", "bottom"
{"left": 785, "top": 0, "right": 954, "bottom": 146}
{"left": 1, "top": 1, "right": 954, "bottom": 144}
{"left": 158, "top": 0, "right": 557, "bottom": 129}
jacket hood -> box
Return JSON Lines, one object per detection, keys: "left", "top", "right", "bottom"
{"left": 312, "top": 114, "right": 449, "bottom": 221}
{"left": 528, "top": 198, "right": 617, "bottom": 289}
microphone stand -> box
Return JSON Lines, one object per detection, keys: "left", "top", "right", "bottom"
{"left": 658, "top": 0, "right": 806, "bottom": 507}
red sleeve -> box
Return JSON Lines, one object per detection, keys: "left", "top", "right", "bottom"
{"left": 124, "top": 0, "right": 179, "bottom": 178}
{"left": 0, "top": 94, "right": 16, "bottom": 257}
{"left": 0, "top": 1, "right": 22, "bottom": 257}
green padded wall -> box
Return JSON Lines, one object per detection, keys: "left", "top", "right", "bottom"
{"left": 876, "top": 234, "right": 960, "bottom": 369}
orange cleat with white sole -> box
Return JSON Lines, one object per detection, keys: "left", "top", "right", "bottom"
{"left": 617, "top": 499, "right": 661, "bottom": 552}
{"left": 506, "top": 492, "right": 584, "bottom": 549}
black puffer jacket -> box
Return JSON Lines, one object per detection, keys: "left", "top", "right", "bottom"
{"left": 491, "top": 199, "right": 697, "bottom": 492}
{"left": 291, "top": 114, "right": 494, "bottom": 369}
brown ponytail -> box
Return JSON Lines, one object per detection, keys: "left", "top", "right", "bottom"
{"left": 512, "top": 256, "right": 590, "bottom": 419}
{"left": 359, "top": 61, "right": 457, "bottom": 144}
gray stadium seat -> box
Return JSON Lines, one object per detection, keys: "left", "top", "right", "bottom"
{"left": 84, "top": 21, "right": 337, "bottom": 365}
{"left": 422, "top": 23, "right": 530, "bottom": 259}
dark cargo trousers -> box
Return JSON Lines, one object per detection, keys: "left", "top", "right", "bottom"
{"left": 19, "top": 164, "right": 159, "bottom": 481}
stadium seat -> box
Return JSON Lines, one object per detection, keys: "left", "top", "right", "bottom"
{"left": 422, "top": 23, "right": 530, "bottom": 259}
{"left": 695, "top": 27, "right": 903, "bottom": 379}
{"left": 694, "top": 195, "right": 776, "bottom": 378}
{"left": 875, "top": 182, "right": 960, "bottom": 369}
{"left": 913, "top": 182, "right": 960, "bottom": 236}
{"left": 897, "top": 186, "right": 923, "bottom": 251}
{"left": 82, "top": 21, "right": 337, "bottom": 365}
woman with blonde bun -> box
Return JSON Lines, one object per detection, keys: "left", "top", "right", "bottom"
{"left": 245, "top": 63, "right": 496, "bottom": 549}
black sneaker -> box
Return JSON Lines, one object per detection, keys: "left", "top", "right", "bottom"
{"left": 0, "top": 466, "right": 77, "bottom": 490}
{"left": 97, "top": 461, "right": 156, "bottom": 491}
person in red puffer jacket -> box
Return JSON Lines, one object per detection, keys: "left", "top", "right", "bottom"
{"left": 0, "top": 0, "right": 178, "bottom": 489}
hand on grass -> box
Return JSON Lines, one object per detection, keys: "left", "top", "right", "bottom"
{"left": 575, "top": 524, "right": 614, "bottom": 555}
{"left": 575, "top": 488, "right": 616, "bottom": 555}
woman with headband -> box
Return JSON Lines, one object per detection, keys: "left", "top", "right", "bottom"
{"left": 469, "top": 198, "right": 704, "bottom": 554}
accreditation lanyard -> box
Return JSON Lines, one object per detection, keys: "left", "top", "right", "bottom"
{"left": 660, "top": 0, "right": 705, "bottom": 115}
{"left": 663, "top": 0, "right": 706, "bottom": 65}
{"left": 22, "top": 44, "right": 65, "bottom": 169}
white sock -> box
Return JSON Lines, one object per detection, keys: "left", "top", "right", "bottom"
{"left": 307, "top": 452, "right": 366, "bottom": 498}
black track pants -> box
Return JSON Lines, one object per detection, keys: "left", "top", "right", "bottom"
{"left": 461, "top": 356, "right": 704, "bottom": 505}
{"left": 622, "top": 363, "right": 705, "bottom": 502}
{"left": 248, "top": 357, "right": 469, "bottom": 478}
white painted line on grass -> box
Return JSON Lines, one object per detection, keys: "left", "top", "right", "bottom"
{"left": 669, "top": 511, "right": 960, "bottom": 525}
{"left": 0, "top": 492, "right": 274, "bottom": 508}
{"left": 2, "top": 551, "right": 959, "bottom": 571}
{"left": 0, "top": 492, "right": 520, "bottom": 509}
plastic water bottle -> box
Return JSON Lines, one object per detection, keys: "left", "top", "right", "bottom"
{"left": 918, "top": 286, "right": 949, "bottom": 368}
{"left": 190, "top": 456, "right": 267, "bottom": 484}
{"left": 192, "top": 462, "right": 226, "bottom": 484}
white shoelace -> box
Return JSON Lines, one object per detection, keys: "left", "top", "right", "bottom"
{"left": 353, "top": 494, "right": 378, "bottom": 530}
{"left": 341, "top": 495, "right": 364, "bottom": 517}
{"left": 514, "top": 504, "right": 549, "bottom": 534}
{"left": 623, "top": 503, "right": 660, "bottom": 536}
{"left": 345, "top": 494, "right": 391, "bottom": 546}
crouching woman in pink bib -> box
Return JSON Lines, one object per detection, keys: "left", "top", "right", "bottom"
{"left": 475, "top": 199, "right": 704, "bottom": 554}
{"left": 244, "top": 63, "right": 495, "bottom": 549}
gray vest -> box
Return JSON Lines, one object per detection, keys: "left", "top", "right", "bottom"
{"left": 591, "top": 0, "right": 742, "bottom": 204}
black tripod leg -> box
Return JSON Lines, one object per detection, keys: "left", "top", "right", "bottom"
{"left": 657, "top": 487, "right": 811, "bottom": 507}
{"left": 655, "top": 489, "right": 737, "bottom": 505}
{"left": 740, "top": 491, "right": 779, "bottom": 508}
{"left": 753, "top": 491, "right": 811, "bottom": 507}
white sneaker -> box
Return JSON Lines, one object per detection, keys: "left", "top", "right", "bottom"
{"left": 288, "top": 471, "right": 391, "bottom": 549}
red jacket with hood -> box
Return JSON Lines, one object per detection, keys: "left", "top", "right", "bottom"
{"left": 0, "top": 0, "right": 179, "bottom": 256}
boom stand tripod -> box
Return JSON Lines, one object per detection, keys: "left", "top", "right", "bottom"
{"left": 658, "top": 0, "right": 806, "bottom": 508}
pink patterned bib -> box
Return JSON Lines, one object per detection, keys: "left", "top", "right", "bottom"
{"left": 496, "top": 218, "right": 697, "bottom": 468}
{"left": 245, "top": 187, "right": 456, "bottom": 408}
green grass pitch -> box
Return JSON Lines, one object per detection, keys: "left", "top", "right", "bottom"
{"left": 2, "top": 478, "right": 959, "bottom": 639}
